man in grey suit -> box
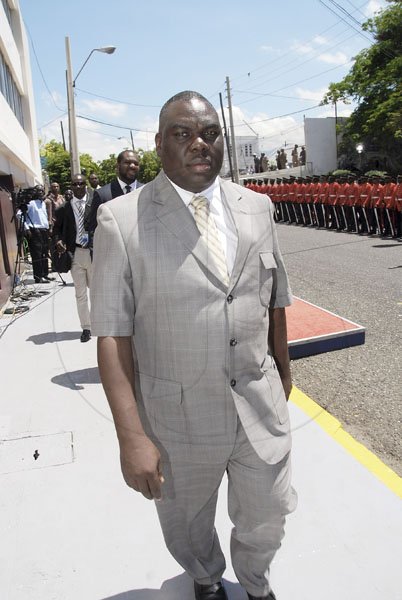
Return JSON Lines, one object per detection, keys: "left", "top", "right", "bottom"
{"left": 91, "top": 91, "right": 297, "bottom": 600}
{"left": 86, "top": 149, "right": 143, "bottom": 236}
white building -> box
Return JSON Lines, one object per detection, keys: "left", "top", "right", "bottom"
{"left": 221, "top": 134, "right": 259, "bottom": 177}
{"left": 0, "top": 0, "right": 41, "bottom": 189}
{"left": 304, "top": 117, "right": 342, "bottom": 175}
{"left": 0, "top": 0, "right": 41, "bottom": 306}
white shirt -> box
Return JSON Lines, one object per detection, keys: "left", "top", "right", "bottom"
{"left": 118, "top": 178, "right": 138, "bottom": 194}
{"left": 72, "top": 194, "right": 88, "bottom": 245}
{"left": 167, "top": 176, "right": 238, "bottom": 275}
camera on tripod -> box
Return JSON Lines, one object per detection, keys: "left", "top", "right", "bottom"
{"left": 15, "top": 186, "right": 43, "bottom": 212}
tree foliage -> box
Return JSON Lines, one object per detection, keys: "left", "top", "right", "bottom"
{"left": 322, "top": 0, "right": 402, "bottom": 171}
{"left": 137, "top": 149, "right": 162, "bottom": 183}
{"left": 40, "top": 140, "right": 71, "bottom": 191}
{"left": 40, "top": 142, "right": 162, "bottom": 190}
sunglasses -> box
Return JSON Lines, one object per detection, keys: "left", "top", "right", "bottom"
{"left": 72, "top": 182, "right": 86, "bottom": 186}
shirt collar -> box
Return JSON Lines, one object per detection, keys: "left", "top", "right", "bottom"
{"left": 166, "top": 176, "right": 221, "bottom": 208}
{"left": 72, "top": 194, "right": 87, "bottom": 203}
{"left": 118, "top": 178, "right": 136, "bottom": 192}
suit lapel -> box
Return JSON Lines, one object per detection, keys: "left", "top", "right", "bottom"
{"left": 220, "top": 179, "right": 251, "bottom": 291}
{"left": 111, "top": 179, "right": 123, "bottom": 199}
{"left": 152, "top": 172, "right": 227, "bottom": 287}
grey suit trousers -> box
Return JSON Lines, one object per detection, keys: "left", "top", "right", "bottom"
{"left": 155, "top": 420, "right": 297, "bottom": 598}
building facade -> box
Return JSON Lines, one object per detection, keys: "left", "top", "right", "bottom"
{"left": 0, "top": 0, "right": 41, "bottom": 306}
{"left": 221, "top": 134, "right": 259, "bottom": 177}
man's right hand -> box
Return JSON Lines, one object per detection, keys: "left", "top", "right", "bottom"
{"left": 119, "top": 434, "right": 164, "bottom": 501}
{"left": 56, "top": 240, "right": 66, "bottom": 253}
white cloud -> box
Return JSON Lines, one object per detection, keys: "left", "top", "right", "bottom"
{"left": 38, "top": 113, "right": 159, "bottom": 162}
{"left": 318, "top": 51, "right": 348, "bottom": 65}
{"left": 291, "top": 41, "right": 314, "bottom": 54}
{"left": 259, "top": 45, "right": 280, "bottom": 55}
{"left": 80, "top": 98, "right": 128, "bottom": 118}
{"left": 295, "top": 86, "right": 329, "bottom": 102}
{"left": 221, "top": 105, "right": 306, "bottom": 159}
{"left": 364, "top": 0, "right": 385, "bottom": 17}
{"left": 313, "top": 35, "right": 328, "bottom": 46}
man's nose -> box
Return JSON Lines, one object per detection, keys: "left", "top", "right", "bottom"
{"left": 190, "top": 136, "right": 208, "bottom": 152}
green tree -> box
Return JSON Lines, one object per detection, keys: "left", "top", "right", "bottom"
{"left": 80, "top": 153, "right": 99, "bottom": 180}
{"left": 322, "top": 0, "right": 402, "bottom": 172}
{"left": 137, "top": 148, "right": 161, "bottom": 183}
{"left": 97, "top": 154, "right": 117, "bottom": 185}
{"left": 40, "top": 140, "right": 71, "bottom": 191}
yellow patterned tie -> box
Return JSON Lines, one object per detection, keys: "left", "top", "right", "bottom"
{"left": 191, "top": 195, "right": 229, "bottom": 286}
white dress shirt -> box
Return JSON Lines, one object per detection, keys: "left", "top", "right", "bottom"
{"left": 167, "top": 176, "right": 238, "bottom": 275}
{"left": 118, "top": 178, "right": 138, "bottom": 194}
{"left": 72, "top": 194, "right": 88, "bottom": 245}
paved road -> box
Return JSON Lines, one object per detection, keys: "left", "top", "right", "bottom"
{"left": 277, "top": 223, "right": 401, "bottom": 476}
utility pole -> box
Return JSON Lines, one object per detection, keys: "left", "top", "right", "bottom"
{"left": 65, "top": 37, "right": 80, "bottom": 175}
{"left": 130, "top": 130, "right": 135, "bottom": 151}
{"left": 226, "top": 76, "right": 239, "bottom": 184}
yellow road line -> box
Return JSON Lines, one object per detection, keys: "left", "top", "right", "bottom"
{"left": 290, "top": 386, "right": 402, "bottom": 499}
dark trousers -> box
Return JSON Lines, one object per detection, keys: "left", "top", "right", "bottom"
{"left": 28, "top": 228, "right": 49, "bottom": 280}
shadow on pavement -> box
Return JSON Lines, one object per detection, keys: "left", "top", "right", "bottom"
{"left": 100, "top": 574, "right": 246, "bottom": 600}
{"left": 51, "top": 366, "right": 100, "bottom": 390}
{"left": 27, "top": 331, "right": 81, "bottom": 344}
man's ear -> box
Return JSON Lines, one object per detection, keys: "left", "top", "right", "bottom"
{"left": 155, "top": 133, "right": 162, "bottom": 156}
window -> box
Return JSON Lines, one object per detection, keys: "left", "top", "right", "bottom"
{"left": 0, "top": 50, "right": 24, "bottom": 127}
{"left": 1, "top": 0, "right": 12, "bottom": 26}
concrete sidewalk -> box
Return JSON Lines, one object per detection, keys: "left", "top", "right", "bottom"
{"left": 1, "top": 277, "right": 401, "bottom": 600}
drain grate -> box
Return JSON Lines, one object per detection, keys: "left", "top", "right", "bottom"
{"left": 0, "top": 431, "right": 74, "bottom": 474}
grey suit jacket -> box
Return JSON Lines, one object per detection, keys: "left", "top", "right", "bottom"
{"left": 91, "top": 171, "right": 292, "bottom": 464}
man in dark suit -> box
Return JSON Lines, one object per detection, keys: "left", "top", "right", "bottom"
{"left": 86, "top": 149, "right": 143, "bottom": 236}
{"left": 54, "top": 174, "right": 93, "bottom": 343}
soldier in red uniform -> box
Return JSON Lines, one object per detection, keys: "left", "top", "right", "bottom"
{"left": 318, "top": 175, "right": 329, "bottom": 228}
{"left": 327, "top": 175, "right": 340, "bottom": 229}
{"left": 370, "top": 175, "right": 384, "bottom": 235}
{"left": 295, "top": 177, "right": 306, "bottom": 225}
{"left": 393, "top": 175, "right": 402, "bottom": 239}
{"left": 379, "top": 176, "right": 396, "bottom": 237}
{"left": 287, "top": 176, "right": 297, "bottom": 223}
{"left": 357, "top": 176, "right": 372, "bottom": 234}
{"left": 346, "top": 175, "right": 359, "bottom": 233}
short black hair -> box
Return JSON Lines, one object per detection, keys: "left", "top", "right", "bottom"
{"left": 159, "top": 91, "right": 216, "bottom": 130}
{"left": 117, "top": 149, "right": 138, "bottom": 164}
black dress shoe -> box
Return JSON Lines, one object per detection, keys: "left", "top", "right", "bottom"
{"left": 247, "top": 591, "right": 277, "bottom": 600}
{"left": 34, "top": 277, "right": 50, "bottom": 284}
{"left": 80, "top": 329, "right": 91, "bottom": 343}
{"left": 194, "top": 581, "right": 228, "bottom": 600}
{"left": 43, "top": 275, "right": 55, "bottom": 281}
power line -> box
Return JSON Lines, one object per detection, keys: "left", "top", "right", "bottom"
{"left": 235, "top": 104, "right": 322, "bottom": 127}
{"left": 77, "top": 114, "right": 156, "bottom": 134}
{"left": 236, "top": 61, "right": 352, "bottom": 106}
{"left": 23, "top": 21, "right": 66, "bottom": 113}
{"left": 75, "top": 88, "right": 161, "bottom": 108}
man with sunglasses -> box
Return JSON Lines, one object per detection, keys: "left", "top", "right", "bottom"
{"left": 54, "top": 173, "right": 93, "bottom": 342}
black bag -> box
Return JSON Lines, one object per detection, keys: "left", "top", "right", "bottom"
{"left": 52, "top": 249, "right": 73, "bottom": 273}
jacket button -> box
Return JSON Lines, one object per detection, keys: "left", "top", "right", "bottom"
{"left": 227, "top": 295, "right": 233, "bottom": 303}
{"left": 230, "top": 338, "right": 237, "bottom": 346}
{"left": 230, "top": 379, "right": 236, "bottom": 387}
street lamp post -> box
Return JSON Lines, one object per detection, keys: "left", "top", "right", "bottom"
{"left": 356, "top": 143, "right": 364, "bottom": 171}
{"left": 65, "top": 37, "right": 116, "bottom": 175}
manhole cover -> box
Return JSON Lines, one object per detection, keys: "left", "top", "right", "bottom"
{"left": 0, "top": 432, "right": 74, "bottom": 474}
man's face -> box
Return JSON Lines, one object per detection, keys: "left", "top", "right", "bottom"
{"left": 155, "top": 98, "right": 224, "bottom": 193}
{"left": 88, "top": 173, "right": 99, "bottom": 188}
{"left": 50, "top": 183, "right": 60, "bottom": 195}
{"left": 117, "top": 151, "right": 140, "bottom": 184}
{"left": 71, "top": 175, "right": 87, "bottom": 199}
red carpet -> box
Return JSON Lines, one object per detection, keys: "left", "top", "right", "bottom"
{"left": 286, "top": 297, "right": 365, "bottom": 359}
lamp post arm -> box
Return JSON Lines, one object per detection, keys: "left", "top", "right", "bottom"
{"left": 73, "top": 49, "right": 95, "bottom": 87}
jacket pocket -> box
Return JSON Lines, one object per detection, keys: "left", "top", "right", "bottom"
{"left": 138, "top": 373, "right": 187, "bottom": 440}
{"left": 259, "top": 252, "right": 277, "bottom": 307}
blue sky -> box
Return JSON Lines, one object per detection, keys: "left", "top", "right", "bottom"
{"left": 19, "top": 0, "right": 385, "bottom": 163}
